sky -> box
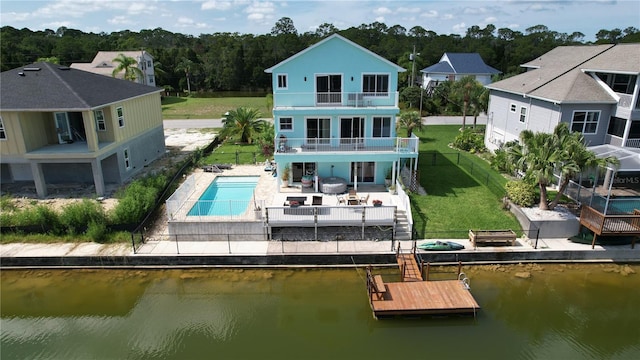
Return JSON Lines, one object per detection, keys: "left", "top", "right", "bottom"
{"left": 1, "top": 0, "right": 639, "bottom": 41}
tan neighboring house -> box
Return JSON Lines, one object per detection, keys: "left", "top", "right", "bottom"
{"left": 0, "top": 62, "right": 166, "bottom": 198}
{"left": 70, "top": 50, "right": 156, "bottom": 86}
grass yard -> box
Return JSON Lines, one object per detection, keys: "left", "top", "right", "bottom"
{"left": 162, "top": 96, "right": 271, "bottom": 119}
{"left": 201, "top": 143, "right": 268, "bottom": 166}
{"left": 411, "top": 125, "right": 521, "bottom": 238}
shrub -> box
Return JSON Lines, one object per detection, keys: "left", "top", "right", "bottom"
{"left": 0, "top": 194, "right": 16, "bottom": 212}
{"left": 111, "top": 174, "right": 167, "bottom": 224}
{"left": 452, "top": 128, "right": 486, "bottom": 153}
{"left": 86, "top": 220, "right": 108, "bottom": 243}
{"left": 59, "top": 199, "right": 106, "bottom": 235}
{"left": 505, "top": 180, "right": 536, "bottom": 207}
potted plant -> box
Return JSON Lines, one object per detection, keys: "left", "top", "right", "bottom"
{"left": 281, "top": 165, "right": 290, "bottom": 187}
{"left": 384, "top": 168, "right": 392, "bottom": 187}
{"left": 372, "top": 199, "right": 383, "bottom": 207}
{"left": 289, "top": 200, "right": 299, "bottom": 207}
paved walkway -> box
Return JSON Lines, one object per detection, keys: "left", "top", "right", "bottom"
{"left": 2, "top": 237, "right": 638, "bottom": 260}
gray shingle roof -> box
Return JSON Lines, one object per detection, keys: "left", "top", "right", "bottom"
{"left": 421, "top": 53, "right": 500, "bottom": 75}
{"left": 0, "top": 62, "right": 162, "bottom": 111}
{"left": 487, "top": 44, "right": 640, "bottom": 104}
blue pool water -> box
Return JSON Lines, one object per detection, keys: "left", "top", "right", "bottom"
{"left": 187, "top": 176, "right": 259, "bottom": 216}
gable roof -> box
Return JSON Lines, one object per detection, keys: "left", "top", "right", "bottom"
{"left": 486, "top": 44, "right": 635, "bottom": 104}
{"left": 421, "top": 52, "right": 500, "bottom": 75}
{"left": 70, "top": 51, "right": 153, "bottom": 77}
{"left": 264, "top": 33, "right": 405, "bottom": 73}
{"left": 0, "top": 62, "right": 162, "bottom": 112}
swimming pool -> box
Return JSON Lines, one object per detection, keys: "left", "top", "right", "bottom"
{"left": 187, "top": 176, "right": 259, "bottom": 216}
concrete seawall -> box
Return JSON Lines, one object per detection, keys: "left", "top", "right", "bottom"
{"left": 2, "top": 248, "right": 639, "bottom": 268}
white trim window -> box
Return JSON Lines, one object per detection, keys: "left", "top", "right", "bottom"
{"left": 362, "top": 74, "right": 389, "bottom": 97}
{"left": 116, "top": 106, "right": 125, "bottom": 127}
{"left": 0, "top": 116, "right": 6, "bottom": 140}
{"left": 510, "top": 104, "right": 517, "bottom": 113}
{"left": 277, "top": 74, "right": 288, "bottom": 89}
{"left": 123, "top": 148, "right": 131, "bottom": 170}
{"left": 571, "top": 110, "right": 600, "bottom": 134}
{"left": 519, "top": 106, "right": 527, "bottom": 123}
{"left": 373, "top": 116, "right": 391, "bottom": 137}
{"left": 94, "top": 110, "right": 106, "bottom": 131}
{"left": 279, "top": 117, "right": 293, "bottom": 131}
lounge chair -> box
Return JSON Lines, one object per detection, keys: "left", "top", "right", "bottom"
{"left": 337, "top": 196, "right": 346, "bottom": 205}
{"left": 312, "top": 196, "right": 323, "bottom": 205}
{"left": 359, "top": 194, "right": 370, "bottom": 205}
{"left": 203, "top": 164, "right": 223, "bottom": 173}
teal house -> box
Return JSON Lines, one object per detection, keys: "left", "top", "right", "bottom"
{"left": 265, "top": 34, "right": 419, "bottom": 193}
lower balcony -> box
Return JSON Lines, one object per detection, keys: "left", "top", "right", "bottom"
{"left": 275, "top": 136, "right": 418, "bottom": 154}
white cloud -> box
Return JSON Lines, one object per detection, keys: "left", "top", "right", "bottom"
{"left": 484, "top": 16, "right": 497, "bottom": 23}
{"left": 375, "top": 16, "right": 385, "bottom": 23}
{"left": 463, "top": 7, "right": 488, "bottom": 15}
{"left": 202, "top": 1, "right": 233, "bottom": 11}
{"left": 420, "top": 10, "right": 438, "bottom": 18}
{"left": 442, "top": 13, "right": 454, "bottom": 20}
{"left": 452, "top": 22, "right": 467, "bottom": 33}
{"left": 373, "top": 7, "right": 392, "bottom": 15}
{"left": 395, "top": 7, "right": 420, "bottom": 14}
{"left": 108, "top": 16, "right": 134, "bottom": 26}
{"left": 43, "top": 21, "right": 73, "bottom": 28}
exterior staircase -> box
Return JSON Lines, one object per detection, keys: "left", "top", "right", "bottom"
{"left": 394, "top": 209, "right": 412, "bottom": 240}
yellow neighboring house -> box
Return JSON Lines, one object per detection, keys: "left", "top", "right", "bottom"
{"left": 70, "top": 50, "right": 156, "bottom": 86}
{"left": 0, "top": 62, "right": 166, "bottom": 198}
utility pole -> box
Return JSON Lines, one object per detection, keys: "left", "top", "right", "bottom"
{"left": 410, "top": 45, "right": 416, "bottom": 87}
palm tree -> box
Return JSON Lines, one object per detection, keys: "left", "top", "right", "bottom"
{"left": 175, "top": 58, "right": 193, "bottom": 93}
{"left": 111, "top": 53, "right": 143, "bottom": 82}
{"left": 548, "top": 125, "right": 618, "bottom": 209}
{"left": 398, "top": 111, "right": 421, "bottom": 137}
{"left": 451, "top": 76, "right": 483, "bottom": 130}
{"left": 220, "top": 107, "right": 265, "bottom": 144}
{"left": 507, "top": 123, "right": 618, "bottom": 210}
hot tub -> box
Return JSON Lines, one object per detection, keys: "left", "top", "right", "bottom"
{"left": 320, "top": 177, "right": 347, "bottom": 194}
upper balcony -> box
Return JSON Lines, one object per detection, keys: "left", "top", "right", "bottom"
{"left": 274, "top": 136, "right": 418, "bottom": 156}
{"left": 273, "top": 91, "right": 399, "bottom": 109}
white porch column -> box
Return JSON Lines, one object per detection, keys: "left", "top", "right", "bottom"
{"left": 622, "top": 118, "right": 633, "bottom": 147}
{"left": 30, "top": 162, "right": 47, "bottom": 198}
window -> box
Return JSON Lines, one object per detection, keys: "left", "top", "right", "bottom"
{"left": 277, "top": 74, "right": 288, "bottom": 89}
{"left": 596, "top": 73, "right": 637, "bottom": 94}
{"left": 147, "top": 60, "right": 152, "bottom": 68}
{"left": 306, "top": 118, "right": 330, "bottom": 144}
{"left": 0, "top": 116, "right": 6, "bottom": 140}
{"left": 116, "top": 106, "right": 125, "bottom": 127}
{"left": 124, "top": 148, "right": 131, "bottom": 170}
{"left": 279, "top": 117, "right": 293, "bottom": 131}
{"left": 519, "top": 107, "right": 527, "bottom": 123}
{"left": 148, "top": 75, "right": 154, "bottom": 84}
{"left": 510, "top": 104, "right": 517, "bottom": 113}
{"left": 316, "top": 74, "right": 341, "bottom": 103}
{"left": 363, "top": 74, "right": 389, "bottom": 96}
{"left": 94, "top": 110, "right": 106, "bottom": 131}
{"left": 373, "top": 117, "right": 391, "bottom": 137}
{"left": 571, "top": 111, "right": 600, "bottom": 134}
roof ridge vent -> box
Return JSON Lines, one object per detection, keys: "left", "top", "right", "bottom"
{"left": 58, "top": 66, "right": 70, "bottom": 70}
{"left": 23, "top": 67, "right": 41, "bottom": 71}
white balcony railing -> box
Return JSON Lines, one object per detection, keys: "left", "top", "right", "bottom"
{"left": 274, "top": 136, "right": 418, "bottom": 154}
{"left": 272, "top": 91, "right": 399, "bottom": 108}
{"left": 624, "top": 138, "right": 640, "bottom": 148}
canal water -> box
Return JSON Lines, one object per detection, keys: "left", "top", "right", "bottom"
{"left": 1, "top": 264, "right": 639, "bottom": 360}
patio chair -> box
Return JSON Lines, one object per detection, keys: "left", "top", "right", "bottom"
{"left": 359, "top": 194, "right": 370, "bottom": 205}
{"left": 337, "top": 196, "right": 346, "bottom": 205}
{"left": 312, "top": 196, "right": 323, "bottom": 206}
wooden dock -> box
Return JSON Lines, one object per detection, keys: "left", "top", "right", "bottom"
{"left": 366, "top": 245, "right": 480, "bottom": 318}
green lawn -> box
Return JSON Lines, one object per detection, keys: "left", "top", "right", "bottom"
{"left": 411, "top": 125, "right": 521, "bottom": 238}
{"left": 201, "top": 143, "right": 268, "bottom": 165}
{"left": 161, "top": 96, "right": 271, "bottom": 119}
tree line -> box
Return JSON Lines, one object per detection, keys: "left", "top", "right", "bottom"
{"left": 2, "top": 19, "right": 638, "bottom": 93}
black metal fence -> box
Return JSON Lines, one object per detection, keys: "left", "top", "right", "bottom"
{"left": 423, "top": 151, "right": 507, "bottom": 199}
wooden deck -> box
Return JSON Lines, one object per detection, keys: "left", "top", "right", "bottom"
{"left": 366, "top": 247, "right": 480, "bottom": 318}
{"left": 579, "top": 206, "right": 639, "bottom": 249}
